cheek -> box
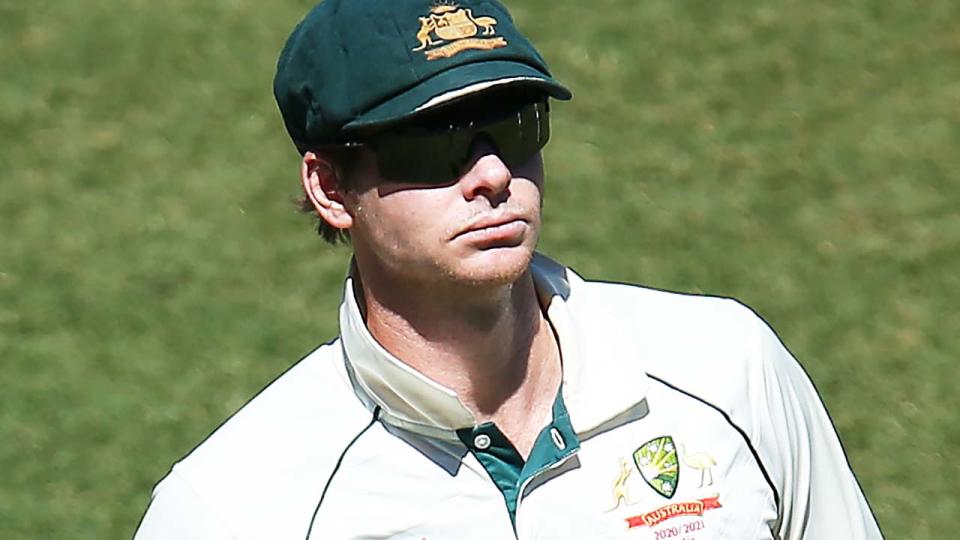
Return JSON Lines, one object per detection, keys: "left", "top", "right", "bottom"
{"left": 519, "top": 179, "right": 543, "bottom": 209}
{"left": 354, "top": 189, "right": 456, "bottom": 251}
{"left": 512, "top": 155, "right": 545, "bottom": 205}
{"left": 510, "top": 175, "right": 544, "bottom": 218}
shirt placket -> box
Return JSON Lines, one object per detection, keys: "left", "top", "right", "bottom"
{"left": 457, "top": 392, "right": 581, "bottom": 538}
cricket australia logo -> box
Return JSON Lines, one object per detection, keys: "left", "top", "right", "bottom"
{"left": 412, "top": 2, "right": 507, "bottom": 60}
{"left": 633, "top": 436, "right": 680, "bottom": 499}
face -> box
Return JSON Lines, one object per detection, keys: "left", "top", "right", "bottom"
{"left": 344, "top": 140, "right": 544, "bottom": 291}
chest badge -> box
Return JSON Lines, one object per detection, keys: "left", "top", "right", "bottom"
{"left": 633, "top": 436, "right": 680, "bottom": 499}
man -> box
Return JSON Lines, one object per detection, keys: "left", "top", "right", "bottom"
{"left": 136, "top": 0, "right": 883, "bottom": 538}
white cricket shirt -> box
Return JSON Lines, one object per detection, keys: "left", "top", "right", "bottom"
{"left": 135, "top": 254, "right": 882, "bottom": 539}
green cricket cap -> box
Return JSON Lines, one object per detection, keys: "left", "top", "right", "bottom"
{"left": 274, "top": 0, "right": 572, "bottom": 149}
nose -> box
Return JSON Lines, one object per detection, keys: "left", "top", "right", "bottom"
{"left": 459, "top": 138, "right": 512, "bottom": 204}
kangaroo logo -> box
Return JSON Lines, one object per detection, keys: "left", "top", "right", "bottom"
{"left": 412, "top": 2, "right": 506, "bottom": 60}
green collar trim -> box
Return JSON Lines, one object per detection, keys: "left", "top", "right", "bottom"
{"left": 456, "top": 390, "right": 580, "bottom": 528}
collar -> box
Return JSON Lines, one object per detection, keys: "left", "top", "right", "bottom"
{"left": 339, "top": 253, "right": 649, "bottom": 439}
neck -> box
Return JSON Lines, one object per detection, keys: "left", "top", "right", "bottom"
{"left": 354, "top": 264, "right": 561, "bottom": 425}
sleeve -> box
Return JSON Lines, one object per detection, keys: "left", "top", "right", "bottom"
{"left": 749, "top": 314, "right": 884, "bottom": 540}
{"left": 134, "top": 470, "right": 236, "bottom": 540}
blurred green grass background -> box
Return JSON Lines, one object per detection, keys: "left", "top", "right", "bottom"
{"left": 2, "top": 0, "right": 957, "bottom": 537}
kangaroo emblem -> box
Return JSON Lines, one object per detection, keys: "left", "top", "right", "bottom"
{"left": 413, "top": 17, "right": 440, "bottom": 51}
{"left": 411, "top": 3, "right": 504, "bottom": 58}
{"left": 609, "top": 458, "right": 634, "bottom": 511}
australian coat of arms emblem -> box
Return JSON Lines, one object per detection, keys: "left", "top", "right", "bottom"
{"left": 633, "top": 436, "right": 680, "bottom": 499}
{"left": 412, "top": 2, "right": 507, "bottom": 60}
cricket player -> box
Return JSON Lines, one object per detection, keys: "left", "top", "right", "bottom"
{"left": 135, "top": 0, "right": 883, "bottom": 538}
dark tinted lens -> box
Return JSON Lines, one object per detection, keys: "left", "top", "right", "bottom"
{"left": 480, "top": 102, "right": 549, "bottom": 167}
{"left": 373, "top": 130, "right": 471, "bottom": 185}
{"left": 371, "top": 101, "right": 550, "bottom": 184}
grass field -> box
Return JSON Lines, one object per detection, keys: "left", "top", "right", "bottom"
{"left": 2, "top": 0, "right": 958, "bottom": 537}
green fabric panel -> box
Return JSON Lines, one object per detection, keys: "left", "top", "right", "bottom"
{"left": 463, "top": 424, "right": 524, "bottom": 520}
{"left": 518, "top": 391, "right": 580, "bottom": 488}
{"left": 457, "top": 390, "right": 580, "bottom": 528}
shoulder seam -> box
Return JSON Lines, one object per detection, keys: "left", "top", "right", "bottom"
{"left": 304, "top": 406, "right": 382, "bottom": 539}
{"left": 746, "top": 313, "right": 885, "bottom": 535}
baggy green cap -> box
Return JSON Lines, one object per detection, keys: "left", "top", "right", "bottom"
{"left": 274, "top": 0, "right": 571, "bottom": 149}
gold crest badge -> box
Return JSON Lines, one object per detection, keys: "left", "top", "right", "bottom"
{"left": 412, "top": 2, "right": 507, "bottom": 60}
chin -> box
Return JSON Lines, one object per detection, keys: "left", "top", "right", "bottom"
{"left": 450, "top": 244, "right": 536, "bottom": 288}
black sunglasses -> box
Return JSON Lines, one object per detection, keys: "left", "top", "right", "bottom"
{"left": 342, "top": 100, "right": 550, "bottom": 185}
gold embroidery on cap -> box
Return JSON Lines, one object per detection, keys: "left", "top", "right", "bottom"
{"left": 412, "top": 2, "right": 507, "bottom": 60}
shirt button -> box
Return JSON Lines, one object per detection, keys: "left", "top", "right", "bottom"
{"left": 550, "top": 427, "right": 566, "bottom": 450}
{"left": 474, "top": 433, "right": 492, "bottom": 450}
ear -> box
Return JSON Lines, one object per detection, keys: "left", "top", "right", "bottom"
{"left": 301, "top": 151, "right": 354, "bottom": 230}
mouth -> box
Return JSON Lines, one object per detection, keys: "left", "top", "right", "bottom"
{"left": 452, "top": 215, "right": 529, "bottom": 245}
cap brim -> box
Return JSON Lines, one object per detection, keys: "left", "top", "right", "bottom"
{"left": 342, "top": 60, "right": 571, "bottom": 134}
